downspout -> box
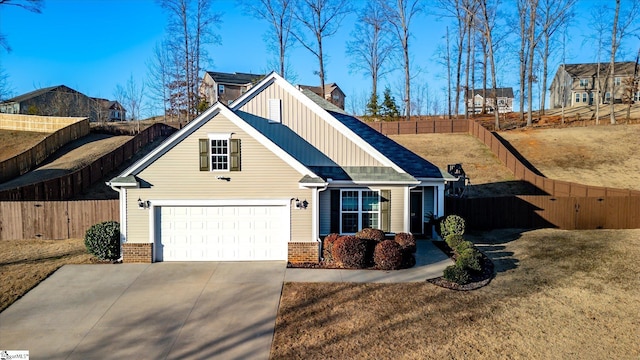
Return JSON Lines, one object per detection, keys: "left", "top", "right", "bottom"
{"left": 107, "top": 183, "right": 126, "bottom": 262}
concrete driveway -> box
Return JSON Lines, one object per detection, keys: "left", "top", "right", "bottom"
{"left": 0, "top": 262, "right": 286, "bottom": 360}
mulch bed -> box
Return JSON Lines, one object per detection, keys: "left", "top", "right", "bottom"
{"left": 427, "top": 241, "right": 495, "bottom": 291}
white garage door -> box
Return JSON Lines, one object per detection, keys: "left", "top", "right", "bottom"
{"left": 156, "top": 205, "right": 288, "bottom": 261}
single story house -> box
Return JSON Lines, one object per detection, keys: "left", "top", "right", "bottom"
{"left": 108, "top": 72, "right": 451, "bottom": 263}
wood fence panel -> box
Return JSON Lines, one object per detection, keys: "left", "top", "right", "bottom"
{"left": 417, "top": 121, "right": 435, "bottom": 133}
{"left": 399, "top": 121, "right": 418, "bottom": 134}
{"left": 553, "top": 181, "right": 571, "bottom": 197}
{"left": 586, "top": 186, "right": 607, "bottom": 197}
{"left": 0, "top": 202, "right": 23, "bottom": 239}
{"left": 575, "top": 197, "right": 606, "bottom": 229}
{"left": 570, "top": 183, "right": 588, "bottom": 197}
{"left": 68, "top": 200, "right": 119, "bottom": 238}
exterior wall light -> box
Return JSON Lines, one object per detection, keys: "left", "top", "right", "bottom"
{"left": 138, "top": 198, "right": 150, "bottom": 209}
{"left": 294, "top": 198, "right": 308, "bottom": 210}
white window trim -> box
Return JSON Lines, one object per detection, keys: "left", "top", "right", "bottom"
{"left": 208, "top": 133, "right": 232, "bottom": 172}
{"left": 339, "top": 189, "right": 380, "bottom": 234}
{"left": 218, "top": 84, "right": 225, "bottom": 94}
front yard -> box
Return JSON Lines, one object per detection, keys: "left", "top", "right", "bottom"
{"left": 271, "top": 228, "right": 640, "bottom": 359}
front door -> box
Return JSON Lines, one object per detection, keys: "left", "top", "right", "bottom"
{"left": 410, "top": 191, "right": 423, "bottom": 234}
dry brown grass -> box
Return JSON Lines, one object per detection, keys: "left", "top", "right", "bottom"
{"left": 0, "top": 238, "right": 93, "bottom": 312}
{"left": 0, "top": 129, "right": 50, "bottom": 162}
{"left": 271, "top": 228, "right": 640, "bottom": 359}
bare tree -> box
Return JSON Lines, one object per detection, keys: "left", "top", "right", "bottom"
{"left": 0, "top": 66, "right": 13, "bottom": 101}
{"left": 241, "top": 0, "right": 295, "bottom": 79}
{"left": 346, "top": 1, "right": 395, "bottom": 116}
{"left": 474, "top": 0, "right": 500, "bottom": 129}
{"left": 292, "top": 0, "right": 351, "bottom": 98}
{"left": 0, "top": 0, "right": 43, "bottom": 52}
{"left": 379, "top": 0, "right": 422, "bottom": 120}
{"left": 146, "top": 41, "right": 172, "bottom": 122}
{"left": 115, "top": 75, "right": 147, "bottom": 132}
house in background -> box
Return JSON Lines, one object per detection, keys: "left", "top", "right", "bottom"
{"left": 298, "top": 83, "right": 346, "bottom": 110}
{"left": 465, "top": 88, "right": 514, "bottom": 114}
{"left": 0, "top": 85, "right": 125, "bottom": 122}
{"left": 108, "top": 72, "right": 450, "bottom": 264}
{"left": 199, "top": 71, "right": 264, "bottom": 106}
{"left": 549, "top": 61, "right": 639, "bottom": 108}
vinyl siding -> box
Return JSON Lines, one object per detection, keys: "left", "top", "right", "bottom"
{"left": 125, "top": 112, "right": 313, "bottom": 244}
{"left": 239, "top": 81, "right": 383, "bottom": 167}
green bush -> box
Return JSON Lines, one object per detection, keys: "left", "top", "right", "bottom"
{"left": 394, "top": 232, "right": 416, "bottom": 253}
{"left": 355, "top": 228, "right": 386, "bottom": 241}
{"left": 333, "top": 235, "right": 368, "bottom": 269}
{"left": 457, "top": 248, "right": 482, "bottom": 272}
{"left": 84, "top": 221, "right": 120, "bottom": 261}
{"left": 440, "top": 215, "right": 465, "bottom": 238}
{"left": 444, "top": 234, "right": 464, "bottom": 249}
{"left": 373, "top": 240, "right": 404, "bottom": 270}
{"left": 455, "top": 240, "right": 475, "bottom": 254}
{"left": 322, "top": 233, "right": 340, "bottom": 263}
{"left": 443, "top": 264, "right": 471, "bottom": 285}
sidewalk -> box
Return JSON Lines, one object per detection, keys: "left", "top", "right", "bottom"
{"left": 284, "top": 240, "right": 453, "bottom": 283}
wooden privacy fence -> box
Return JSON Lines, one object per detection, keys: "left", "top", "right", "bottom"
{"left": 366, "top": 119, "right": 469, "bottom": 135}
{"left": 0, "top": 123, "right": 176, "bottom": 201}
{"left": 0, "top": 117, "right": 90, "bottom": 183}
{"left": 0, "top": 200, "right": 119, "bottom": 240}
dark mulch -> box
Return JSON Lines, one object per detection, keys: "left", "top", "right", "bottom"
{"left": 428, "top": 240, "right": 495, "bottom": 291}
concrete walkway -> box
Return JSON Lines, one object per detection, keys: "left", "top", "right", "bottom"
{"left": 0, "top": 240, "right": 451, "bottom": 359}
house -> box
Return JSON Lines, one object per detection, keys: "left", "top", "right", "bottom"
{"left": 298, "top": 83, "right": 346, "bottom": 110}
{"left": 199, "top": 71, "right": 265, "bottom": 106}
{"left": 0, "top": 85, "right": 124, "bottom": 122}
{"left": 465, "top": 88, "right": 514, "bottom": 114}
{"left": 549, "top": 61, "right": 639, "bottom": 108}
{"left": 91, "top": 98, "right": 127, "bottom": 122}
{"left": 107, "top": 72, "right": 451, "bottom": 264}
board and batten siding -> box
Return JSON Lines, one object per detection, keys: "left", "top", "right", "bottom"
{"left": 125, "top": 112, "right": 313, "bottom": 244}
{"left": 318, "top": 186, "right": 406, "bottom": 235}
{"left": 239, "top": 81, "right": 383, "bottom": 167}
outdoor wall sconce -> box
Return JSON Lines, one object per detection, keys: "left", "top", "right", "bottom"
{"left": 216, "top": 176, "right": 231, "bottom": 181}
{"left": 294, "top": 198, "right": 309, "bottom": 210}
{"left": 137, "top": 198, "right": 150, "bottom": 209}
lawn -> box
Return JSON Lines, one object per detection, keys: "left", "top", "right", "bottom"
{"left": 270, "top": 228, "right": 640, "bottom": 359}
{"left": 0, "top": 238, "right": 93, "bottom": 312}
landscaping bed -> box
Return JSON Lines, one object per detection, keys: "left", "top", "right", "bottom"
{"left": 428, "top": 240, "right": 494, "bottom": 290}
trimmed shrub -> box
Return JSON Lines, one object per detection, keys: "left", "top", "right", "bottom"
{"left": 355, "top": 228, "right": 386, "bottom": 241}
{"left": 322, "top": 233, "right": 341, "bottom": 263}
{"left": 440, "top": 215, "right": 465, "bottom": 238}
{"left": 402, "top": 247, "right": 416, "bottom": 268}
{"left": 373, "top": 240, "right": 404, "bottom": 270}
{"left": 333, "top": 235, "right": 368, "bottom": 269}
{"left": 457, "top": 248, "right": 482, "bottom": 272}
{"left": 444, "top": 234, "right": 464, "bottom": 250}
{"left": 455, "top": 240, "right": 475, "bottom": 254}
{"left": 443, "top": 264, "right": 471, "bottom": 285}
{"left": 394, "top": 232, "right": 416, "bottom": 253}
{"left": 84, "top": 221, "right": 120, "bottom": 261}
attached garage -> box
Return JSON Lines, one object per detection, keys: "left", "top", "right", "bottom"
{"left": 152, "top": 200, "right": 290, "bottom": 262}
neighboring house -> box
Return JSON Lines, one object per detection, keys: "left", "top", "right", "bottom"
{"left": 298, "top": 83, "right": 346, "bottom": 110}
{"left": 549, "top": 61, "right": 639, "bottom": 108}
{"left": 91, "top": 98, "right": 127, "bottom": 122}
{"left": 0, "top": 85, "right": 123, "bottom": 122}
{"left": 108, "top": 72, "right": 451, "bottom": 264}
{"left": 199, "top": 71, "right": 264, "bottom": 106}
{"left": 465, "top": 88, "right": 514, "bottom": 114}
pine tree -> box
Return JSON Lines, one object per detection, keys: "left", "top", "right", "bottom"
{"left": 381, "top": 87, "right": 400, "bottom": 120}
{"left": 366, "top": 92, "right": 380, "bottom": 116}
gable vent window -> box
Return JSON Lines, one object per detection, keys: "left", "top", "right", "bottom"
{"left": 199, "top": 133, "right": 240, "bottom": 172}
{"left": 268, "top": 98, "right": 282, "bottom": 123}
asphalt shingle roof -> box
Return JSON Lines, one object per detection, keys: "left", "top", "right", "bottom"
{"left": 206, "top": 72, "right": 265, "bottom": 85}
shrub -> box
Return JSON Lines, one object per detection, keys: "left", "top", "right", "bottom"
{"left": 443, "top": 264, "right": 471, "bottom": 285}
{"left": 373, "top": 240, "right": 404, "bottom": 270}
{"left": 84, "top": 221, "right": 120, "bottom": 261}
{"left": 440, "top": 215, "right": 465, "bottom": 238}
{"left": 444, "top": 234, "right": 464, "bottom": 250}
{"left": 322, "top": 233, "right": 341, "bottom": 263}
{"left": 401, "top": 247, "right": 416, "bottom": 268}
{"left": 455, "top": 240, "right": 475, "bottom": 254}
{"left": 457, "top": 248, "right": 482, "bottom": 272}
{"left": 333, "top": 235, "right": 368, "bottom": 269}
{"left": 394, "top": 232, "right": 416, "bottom": 253}
{"left": 355, "top": 228, "right": 386, "bottom": 241}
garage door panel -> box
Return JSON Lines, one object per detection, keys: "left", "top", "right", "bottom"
{"left": 157, "top": 205, "right": 288, "bottom": 261}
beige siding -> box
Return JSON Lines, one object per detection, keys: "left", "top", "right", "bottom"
{"left": 239, "top": 81, "right": 383, "bottom": 167}
{"left": 125, "top": 112, "right": 313, "bottom": 244}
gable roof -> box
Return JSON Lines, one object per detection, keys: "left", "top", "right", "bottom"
{"left": 298, "top": 83, "right": 345, "bottom": 97}
{"left": 4, "top": 85, "right": 81, "bottom": 103}
{"left": 465, "top": 88, "right": 514, "bottom": 98}
{"left": 205, "top": 71, "right": 265, "bottom": 85}
{"left": 562, "top": 61, "right": 637, "bottom": 78}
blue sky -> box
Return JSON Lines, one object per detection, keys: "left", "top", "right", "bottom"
{"left": 1, "top": 0, "right": 638, "bottom": 116}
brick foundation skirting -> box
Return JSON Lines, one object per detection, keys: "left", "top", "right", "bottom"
{"left": 288, "top": 242, "right": 320, "bottom": 263}
{"left": 122, "top": 243, "right": 153, "bottom": 263}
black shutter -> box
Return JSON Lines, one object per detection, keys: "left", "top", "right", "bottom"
{"left": 199, "top": 139, "right": 209, "bottom": 171}
{"left": 330, "top": 189, "right": 340, "bottom": 233}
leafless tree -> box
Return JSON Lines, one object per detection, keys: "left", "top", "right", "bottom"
{"left": 241, "top": 0, "right": 295, "bottom": 79}
{"left": 158, "top": 0, "right": 221, "bottom": 122}
{"left": 292, "top": 0, "right": 351, "bottom": 98}
{"left": 0, "top": 66, "right": 13, "bottom": 101}
{"left": 584, "top": 7, "right": 610, "bottom": 125}
{"left": 379, "top": 0, "right": 422, "bottom": 120}
{"left": 146, "top": 41, "right": 172, "bottom": 122}
{"left": 346, "top": 1, "right": 395, "bottom": 113}
{"left": 473, "top": 0, "right": 500, "bottom": 129}
{"left": 115, "top": 75, "right": 146, "bottom": 132}
{"left": 0, "top": 0, "right": 43, "bottom": 52}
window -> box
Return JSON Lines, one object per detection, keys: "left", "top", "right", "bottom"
{"left": 582, "top": 93, "right": 587, "bottom": 103}
{"left": 340, "top": 190, "right": 379, "bottom": 233}
{"left": 579, "top": 78, "right": 588, "bottom": 87}
{"left": 199, "top": 134, "right": 240, "bottom": 172}
{"left": 605, "top": 92, "right": 611, "bottom": 102}
{"left": 218, "top": 84, "right": 225, "bottom": 94}
{"left": 614, "top": 77, "right": 621, "bottom": 86}
{"left": 634, "top": 91, "right": 640, "bottom": 102}
{"left": 575, "top": 93, "right": 580, "bottom": 103}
